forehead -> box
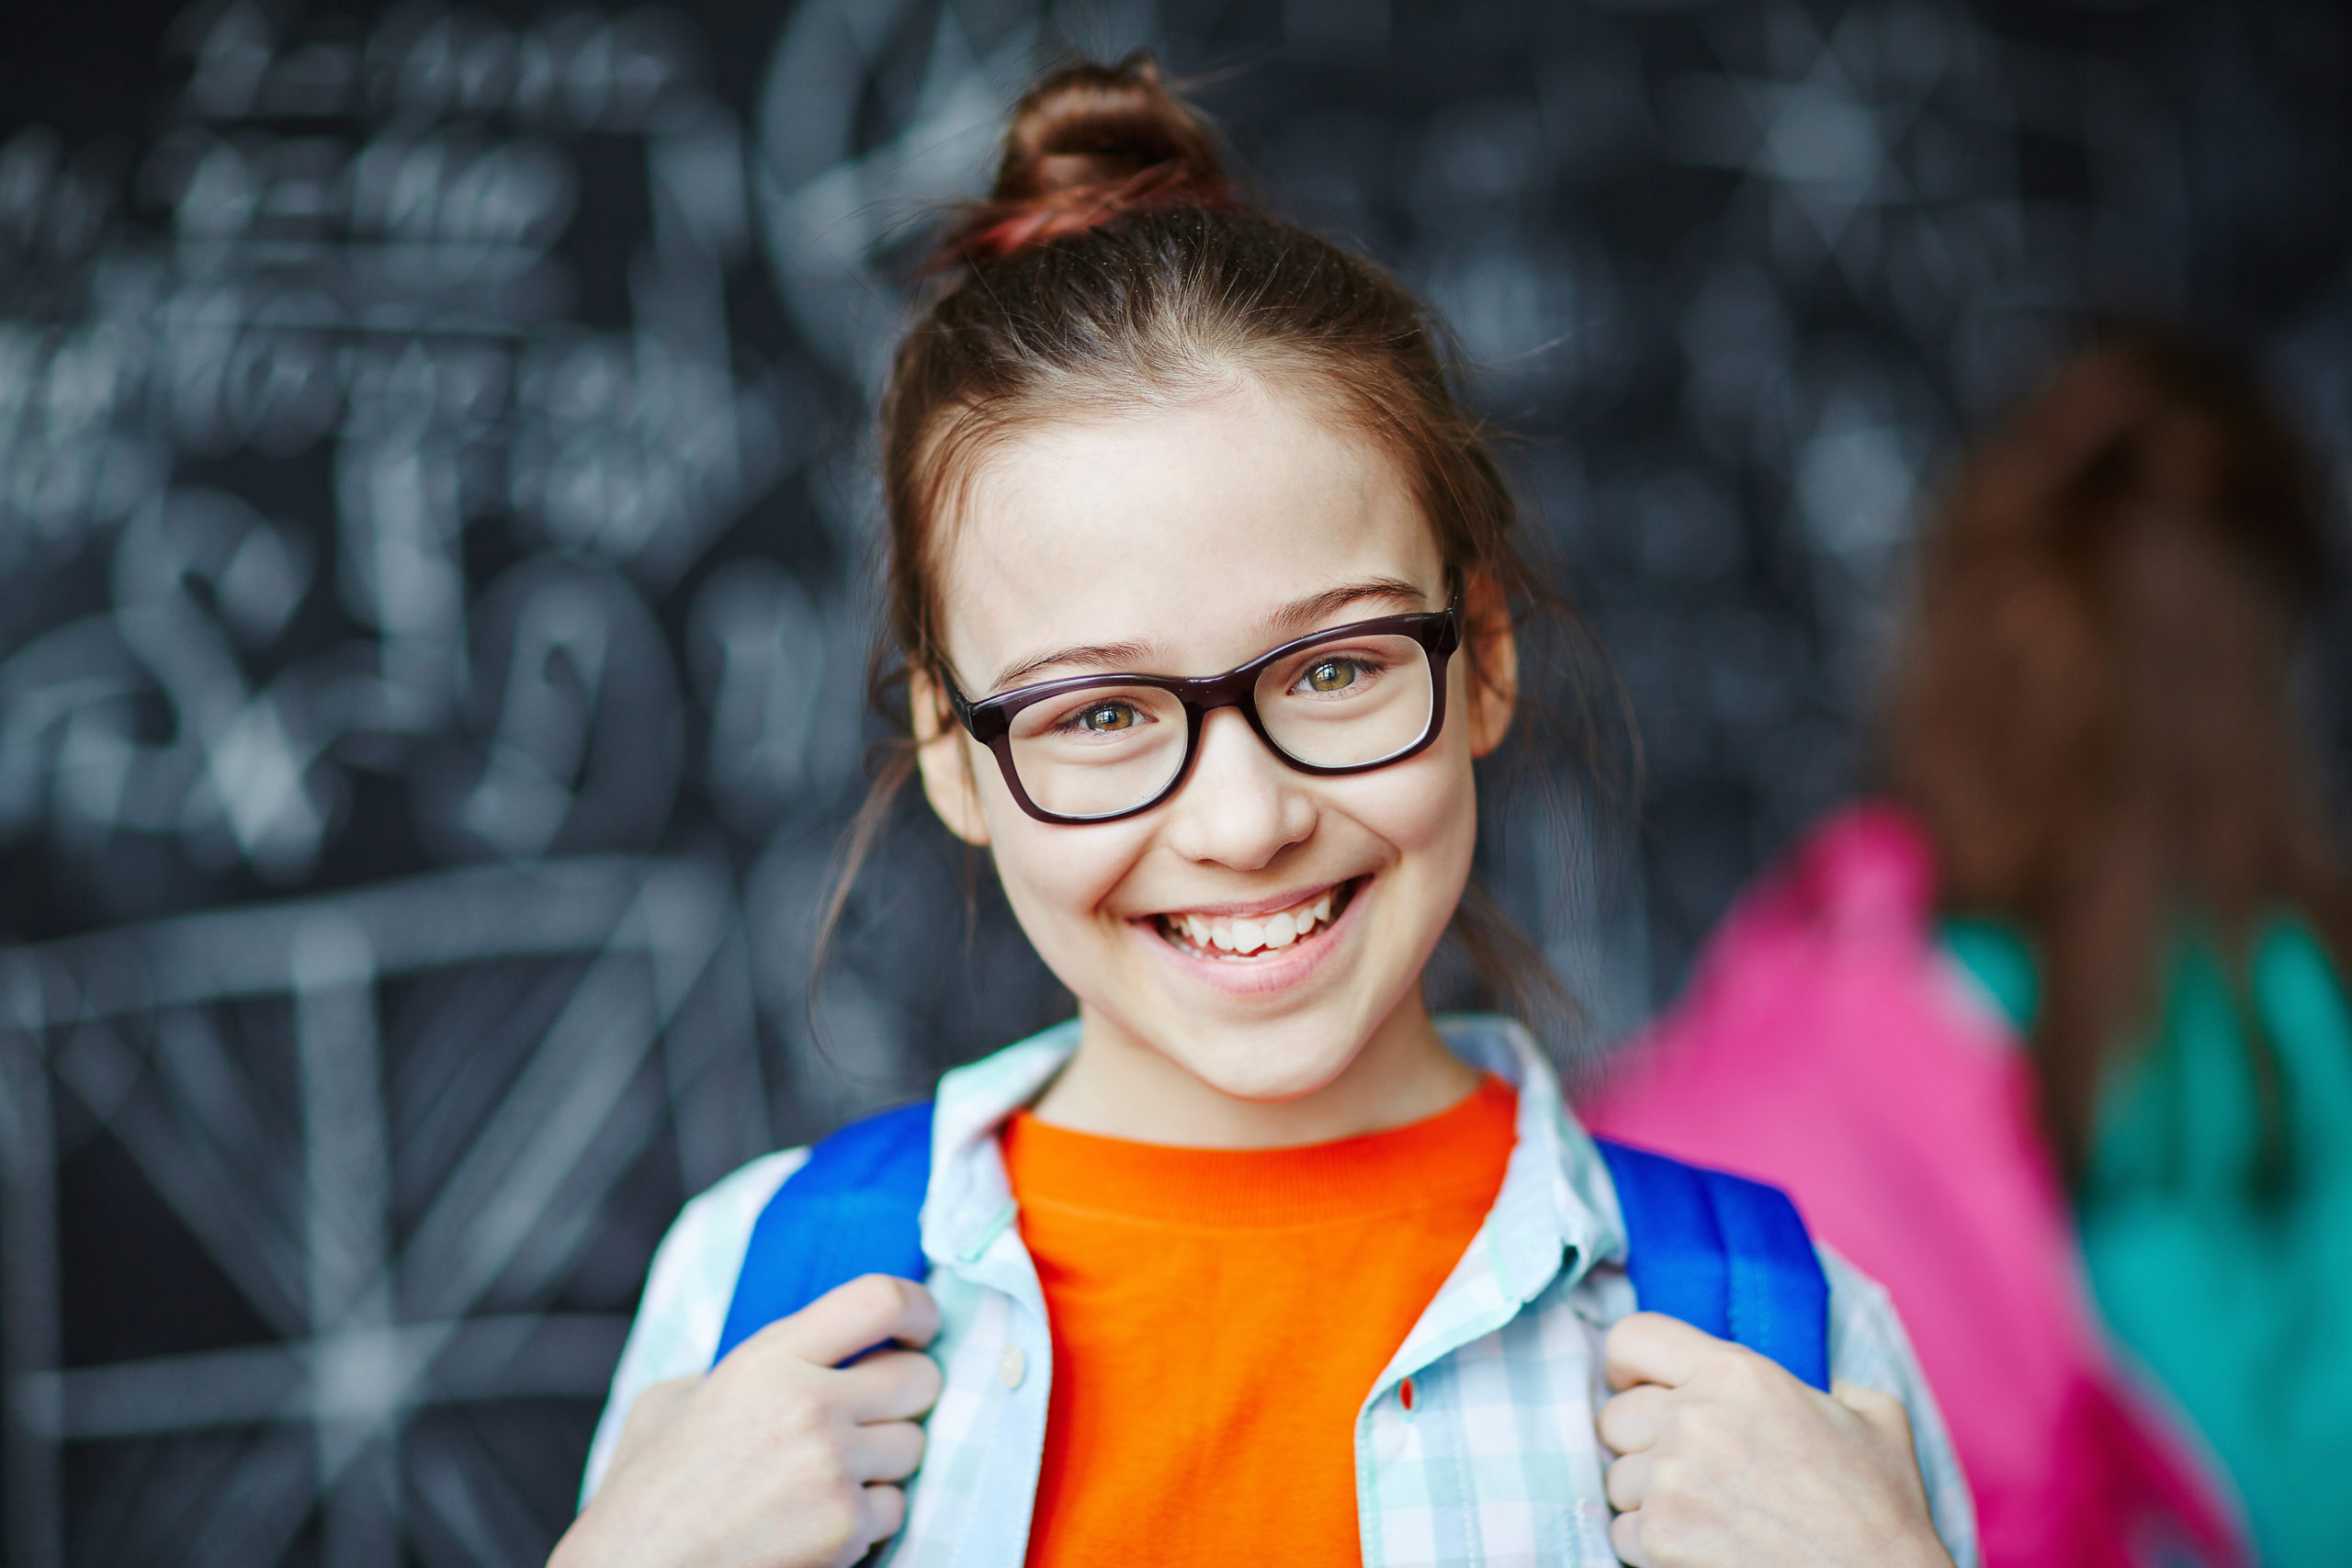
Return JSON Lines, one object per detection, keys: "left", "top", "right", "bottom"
{"left": 934, "top": 384, "right": 1443, "bottom": 685}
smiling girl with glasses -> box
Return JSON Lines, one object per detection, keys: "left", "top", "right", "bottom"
{"left": 554, "top": 56, "right": 1978, "bottom": 1568}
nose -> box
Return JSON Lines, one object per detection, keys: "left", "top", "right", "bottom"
{"left": 1159, "top": 706, "right": 1315, "bottom": 871}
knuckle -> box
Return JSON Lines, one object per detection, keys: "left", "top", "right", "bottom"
{"left": 842, "top": 1273, "right": 902, "bottom": 1322}
{"left": 1610, "top": 1312, "right": 1659, "bottom": 1350}
{"left": 800, "top": 1442, "right": 850, "bottom": 1495}
{"left": 1644, "top": 1451, "right": 1685, "bottom": 1506}
{"left": 1642, "top": 1506, "right": 1693, "bottom": 1562}
{"left": 780, "top": 1390, "right": 833, "bottom": 1438}
{"left": 1838, "top": 1380, "right": 1911, "bottom": 1430}
{"left": 1645, "top": 1451, "right": 1714, "bottom": 1527}
{"left": 1724, "top": 1348, "right": 1773, "bottom": 1392}
{"left": 1864, "top": 1388, "right": 1909, "bottom": 1423}
{"left": 808, "top": 1495, "right": 862, "bottom": 1559}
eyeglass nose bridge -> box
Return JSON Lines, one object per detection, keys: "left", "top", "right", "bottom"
{"left": 1172, "top": 660, "right": 1279, "bottom": 723}
{"left": 1155, "top": 670, "right": 1295, "bottom": 794}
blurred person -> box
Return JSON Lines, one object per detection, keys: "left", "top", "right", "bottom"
{"left": 550, "top": 56, "right": 1979, "bottom": 1568}
{"left": 1582, "top": 329, "right": 2352, "bottom": 1568}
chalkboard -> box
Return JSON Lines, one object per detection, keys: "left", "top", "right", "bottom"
{"left": 2, "top": 3, "right": 2347, "bottom": 1564}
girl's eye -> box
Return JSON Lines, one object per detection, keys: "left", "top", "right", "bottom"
{"left": 1299, "top": 658, "right": 1364, "bottom": 694}
{"left": 1067, "top": 701, "right": 1144, "bottom": 734}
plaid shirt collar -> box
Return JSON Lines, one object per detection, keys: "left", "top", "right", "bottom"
{"left": 918, "top": 1011, "right": 1627, "bottom": 1357}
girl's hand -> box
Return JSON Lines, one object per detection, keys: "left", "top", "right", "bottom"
{"left": 1596, "top": 1312, "right": 1954, "bottom": 1568}
{"left": 549, "top": 1275, "right": 944, "bottom": 1568}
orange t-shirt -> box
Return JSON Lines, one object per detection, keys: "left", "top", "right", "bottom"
{"left": 998, "top": 1076, "right": 1519, "bottom": 1567}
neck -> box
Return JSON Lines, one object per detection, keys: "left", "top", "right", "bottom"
{"left": 1031, "top": 992, "right": 1482, "bottom": 1148}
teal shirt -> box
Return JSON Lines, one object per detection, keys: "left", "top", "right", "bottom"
{"left": 1944, "top": 917, "right": 2352, "bottom": 1568}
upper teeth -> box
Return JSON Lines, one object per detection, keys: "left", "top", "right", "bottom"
{"left": 1171, "top": 890, "right": 1337, "bottom": 956}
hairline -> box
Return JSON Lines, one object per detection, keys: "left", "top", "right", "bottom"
{"left": 903, "top": 350, "right": 1453, "bottom": 681}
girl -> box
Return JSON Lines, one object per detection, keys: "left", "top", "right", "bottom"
{"left": 1584, "top": 331, "right": 2349, "bottom": 1568}
{"left": 552, "top": 58, "right": 1977, "bottom": 1568}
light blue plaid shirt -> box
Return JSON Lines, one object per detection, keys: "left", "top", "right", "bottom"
{"left": 584, "top": 1014, "right": 1979, "bottom": 1566}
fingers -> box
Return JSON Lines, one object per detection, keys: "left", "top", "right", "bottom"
{"left": 861, "top": 1483, "right": 908, "bottom": 1546}
{"left": 846, "top": 1417, "right": 927, "bottom": 1484}
{"left": 1604, "top": 1449, "right": 1655, "bottom": 1512}
{"left": 1596, "top": 1382, "right": 1671, "bottom": 1456}
{"left": 1609, "top": 1506, "right": 1657, "bottom": 1568}
{"left": 761, "top": 1275, "right": 941, "bottom": 1369}
{"left": 1603, "top": 1311, "right": 1723, "bottom": 1392}
{"left": 1598, "top": 1347, "right": 1943, "bottom": 1568}
{"left": 841, "top": 1348, "right": 944, "bottom": 1424}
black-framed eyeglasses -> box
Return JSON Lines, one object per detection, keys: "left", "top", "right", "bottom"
{"left": 943, "top": 601, "right": 1462, "bottom": 825}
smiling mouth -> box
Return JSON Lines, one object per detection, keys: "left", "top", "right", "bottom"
{"left": 1150, "top": 878, "right": 1363, "bottom": 961}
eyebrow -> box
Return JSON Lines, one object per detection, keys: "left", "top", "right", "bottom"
{"left": 988, "top": 637, "right": 1159, "bottom": 692}
{"left": 983, "top": 576, "right": 1437, "bottom": 693}
{"left": 1258, "top": 577, "right": 1432, "bottom": 639}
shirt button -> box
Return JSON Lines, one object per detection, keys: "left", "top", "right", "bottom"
{"left": 998, "top": 1344, "right": 1025, "bottom": 1389}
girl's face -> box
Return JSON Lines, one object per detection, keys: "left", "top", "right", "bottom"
{"left": 914, "top": 382, "right": 1514, "bottom": 1105}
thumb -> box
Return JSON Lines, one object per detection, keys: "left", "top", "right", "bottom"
{"left": 1603, "top": 1311, "right": 1724, "bottom": 1392}
{"left": 753, "top": 1275, "right": 941, "bottom": 1370}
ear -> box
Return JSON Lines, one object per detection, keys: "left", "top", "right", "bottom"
{"left": 910, "top": 668, "right": 993, "bottom": 846}
{"left": 1462, "top": 572, "right": 1519, "bottom": 759}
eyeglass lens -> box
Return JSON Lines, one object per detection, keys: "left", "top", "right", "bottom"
{"left": 1000, "top": 631, "right": 1437, "bottom": 818}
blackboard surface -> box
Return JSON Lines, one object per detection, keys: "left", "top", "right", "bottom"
{"left": 2, "top": 3, "right": 2346, "bottom": 1563}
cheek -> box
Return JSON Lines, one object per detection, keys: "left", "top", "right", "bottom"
{"left": 977, "top": 776, "right": 1148, "bottom": 943}
{"left": 1348, "top": 739, "right": 1481, "bottom": 889}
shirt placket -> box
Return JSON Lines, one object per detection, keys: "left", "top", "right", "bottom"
{"left": 894, "top": 1035, "right": 1071, "bottom": 1568}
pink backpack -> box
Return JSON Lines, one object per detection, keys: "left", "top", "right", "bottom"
{"left": 1577, "top": 806, "right": 2245, "bottom": 1568}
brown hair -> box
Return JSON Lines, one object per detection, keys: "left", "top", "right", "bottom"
{"left": 817, "top": 54, "right": 1592, "bottom": 1034}
{"left": 1886, "top": 326, "right": 2350, "bottom": 1177}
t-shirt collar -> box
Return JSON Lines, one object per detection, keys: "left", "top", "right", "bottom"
{"left": 919, "top": 1011, "right": 1625, "bottom": 1301}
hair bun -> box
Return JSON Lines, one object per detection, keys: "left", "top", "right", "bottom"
{"left": 947, "top": 53, "right": 1236, "bottom": 265}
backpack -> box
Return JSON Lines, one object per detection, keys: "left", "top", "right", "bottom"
{"left": 712, "top": 1100, "right": 1829, "bottom": 1389}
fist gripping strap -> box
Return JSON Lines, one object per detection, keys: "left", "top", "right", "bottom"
{"left": 1593, "top": 1137, "right": 1831, "bottom": 1391}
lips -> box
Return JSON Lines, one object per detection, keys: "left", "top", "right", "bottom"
{"left": 1149, "top": 878, "right": 1361, "bottom": 960}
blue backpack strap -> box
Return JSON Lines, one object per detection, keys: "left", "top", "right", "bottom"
{"left": 707, "top": 1107, "right": 1828, "bottom": 1387}
{"left": 1592, "top": 1138, "right": 1831, "bottom": 1391}
{"left": 712, "top": 1101, "right": 936, "bottom": 1366}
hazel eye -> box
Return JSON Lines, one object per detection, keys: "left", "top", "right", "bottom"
{"left": 1303, "top": 659, "right": 1361, "bottom": 694}
{"left": 1079, "top": 702, "right": 1138, "bottom": 732}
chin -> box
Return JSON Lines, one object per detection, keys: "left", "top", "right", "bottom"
{"left": 1163, "top": 1014, "right": 1373, "bottom": 1104}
